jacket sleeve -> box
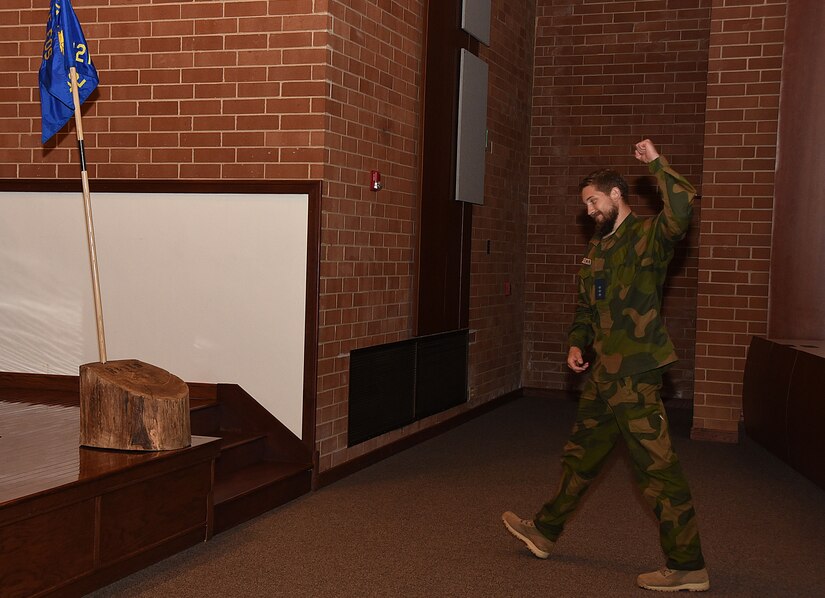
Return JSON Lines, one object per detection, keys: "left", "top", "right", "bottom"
{"left": 650, "top": 155, "right": 695, "bottom": 242}
{"left": 568, "top": 268, "right": 594, "bottom": 350}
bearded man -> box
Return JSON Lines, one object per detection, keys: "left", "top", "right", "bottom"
{"left": 502, "top": 139, "right": 709, "bottom": 593}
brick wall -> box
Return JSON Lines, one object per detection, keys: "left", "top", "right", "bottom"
{"left": 693, "top": 0, "right": 786, "bottom": 441}
{"left": 526, "top": 0, "right": 712, "bottom": 398}
{"left": 318, "top": 0, "right": 539, "bottom": 469}
{"left": 469, "top": 0, "right": 536, "bottom": 403}
{"left": 0, "top": 0, "right": 329, "bottom": 180}
{"left": 314, "top": 0, "right": 424, "bottom": 470}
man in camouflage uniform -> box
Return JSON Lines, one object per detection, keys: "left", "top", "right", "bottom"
{"left": 502, "top": 140, "right": 709, "bottom": 592}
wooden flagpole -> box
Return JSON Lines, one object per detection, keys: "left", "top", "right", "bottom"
{"left": 69, "top": 65, "right": 107, "bottom": 363}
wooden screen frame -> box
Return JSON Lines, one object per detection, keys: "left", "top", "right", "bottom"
{"left": 0, "top": 178, "right": 321, "bottom": 452}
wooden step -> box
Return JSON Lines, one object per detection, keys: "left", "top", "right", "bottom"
{"left": 189, "top": 397, "right": 220, "bottom": 435}
{"left": 214, "top": 430, "right": 268, "bottom": 478}
{"left": 186, "top": 383, "right": 313, "bottom": 534}
{"left": 213, "top": 460, "right": 312, "bottom": 533}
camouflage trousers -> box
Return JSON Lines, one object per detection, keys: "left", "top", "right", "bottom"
{"left": 534, "top": 373, "right": 705, "bottom": 570}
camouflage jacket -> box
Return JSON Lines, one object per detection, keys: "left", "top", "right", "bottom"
{"left": 568, "top": 156, "right": 696, "bottom": 382}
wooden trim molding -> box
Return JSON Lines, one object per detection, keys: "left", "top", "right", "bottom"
{"left": 0, "top": 179, "right": 317, "bottom": 195}
{"left": 690, "top": 427, "right": 740, "bottom": 444}
{"left": 315, "top": 388, "right": 521, "bottom": 489}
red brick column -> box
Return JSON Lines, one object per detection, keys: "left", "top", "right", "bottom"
{"left": 693, "top": 0, "right": 787, "bottom": 442}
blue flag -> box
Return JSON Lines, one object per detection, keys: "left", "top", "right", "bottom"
{"left": 38, "top": 0, "right": 99, "bottom": 143}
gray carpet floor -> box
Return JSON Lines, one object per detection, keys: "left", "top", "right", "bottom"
{"left": 88, "top": 395, "right": 825, "bottom": 597}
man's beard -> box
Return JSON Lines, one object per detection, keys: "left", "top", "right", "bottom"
{"left": 594, "top": 205, "right": 619, "bottom": 238}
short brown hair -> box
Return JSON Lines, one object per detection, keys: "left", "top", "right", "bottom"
{"left": 578, "top": 169, "right": 628, "bottom": 201}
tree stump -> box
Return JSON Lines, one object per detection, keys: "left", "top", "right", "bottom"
{"left": 80, "top": 359, "right": 191, "bottom": 451}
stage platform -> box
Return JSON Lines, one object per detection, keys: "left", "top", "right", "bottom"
{"left": 0, "top": 382, "right": 220, "bottom": 597}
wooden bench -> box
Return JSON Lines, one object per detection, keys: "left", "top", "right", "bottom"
{"left": 743, "top": 336, "right": 825, "bottom": 490}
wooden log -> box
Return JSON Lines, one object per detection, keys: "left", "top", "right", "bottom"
{"left": 80, "top": 359, "right": 191, "bottom": 451}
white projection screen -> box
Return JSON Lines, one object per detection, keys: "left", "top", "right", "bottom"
{"left": 0, "top": 185, "right": 316, "bottom": 438}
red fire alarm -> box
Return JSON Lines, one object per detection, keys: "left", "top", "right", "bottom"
{"left": 370, "top": 169, "right": 383, "bottom": 192}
